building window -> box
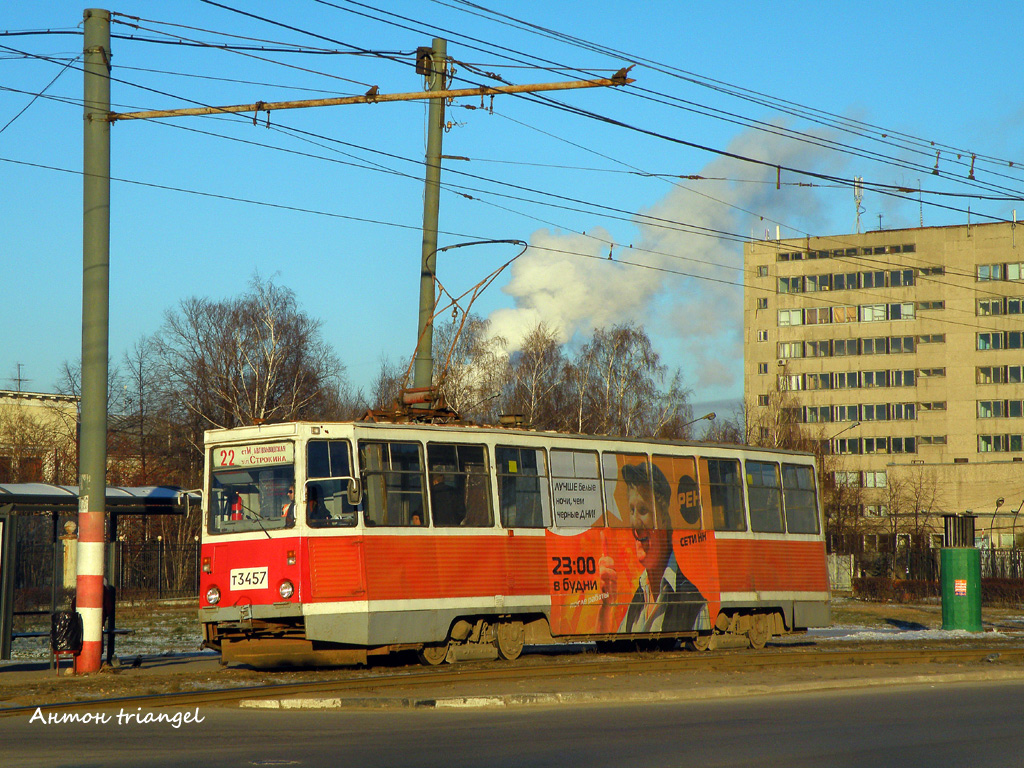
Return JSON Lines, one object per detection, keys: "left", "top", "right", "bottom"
{"left": 758, "top": 394, "right": 770, "bottom": 406}
{"left": 862, "top": 270, "right": 885, "bottom": 289}
{"left": 757, "top": 265, "right": 769, "bottom": 277}
{"left": 1008, "top": 331, "right": 1023, "bottom": 350}
{"left": 978, "top": 333, "right": 1004, "bottom": 351}
{"left": 890, "top": 336, "right": 914, "bottom": 353}
{"left": 891, "top": 436, "right": 917, "bottom": 453}
{"left": 919, "top": 435, "right": 947, "bottom": 446}
{"left": 778, "top": 276, "right": 803, "bottom": 294}
{"left": 916, "top": 300, "right": 944, "bottom": 311}
{"left": 805, "top": 274, "right": 831, "bottom": 292}
{"left": 835, "top": 438, "right": 860, "bottom": 455}
{"left": 861, "top": 403, "right": 887, "bottom": 421}
{"left": 979, "top": 435, "right": 1008, "bottom": 452}
{"left": 917, "top": 368, "right": 946, "bottom": 379}
{"left": 831, "top": 306, "right": 856, "bottom": 323}
{"left": 835, "top": 404, "right": 859, "bottom": 422}
{"left": 890, "top": 269, "right": 914, "bottom": 287}
{"left": 892, "top": 403, "right": 916, "bottom": 420}
{"left": 917, "top": 334, "right": 945, "bottom": 344}
{"left": 864, "top": 504, "right": 889, "bottom": 517}
{"left": 1008, "top": 263, "right": 1024, "bottom": 281}
{"left": 757, "top": 362, "right": 768, "bottom": 375}
{"left": 805, "top": 340, "right": 830, "bottom": 357}
{"left": 861, "top": 304, "right": 886, "bottom": 322}
{"left": 919, "top": 401, "right": 947, "bottom": 412}
{"left": 778, "top": 308, "right": 803, "bottom": 326}
{"left": 917, "top": 266, "right": 944, "bottom": 276}
{"left": 863, "top": 437, "right": 888, "bottom": 454}
{"left": 777, "top": 374, "right": 803, "bottom": 391}
{"left": 805, "top": 372, "right": 831, "bottom": 390}
{"left": 757, "top": 330, "right": 769, "bottom": 342}
{"left": 1009, "top": 366, "right": 1024, "bottom": 384}
{"left": 977, "top": 366, "right": 1005, "bottom": 384}
{"left": 756, "top": 297, "right": 768, "bottom": 309}
{"left": 777, "top": 341, "right": 804, "bottom": 359}
{"left": 832, "top": 273, "right": 858, "bottom": 291}
{"left": 891, "top": 369, "right": 915, "bottom": 387}
{"left": 888, "top": 303, "right": 915, "bottom": 320}
{"left": 834, "top": 471, "right": 860, "bottom": 487}
{"left": 861, "top": 337, "right": 887, "bottom": 355}
{"left": 804, "top": 405, "right": 832, "bottom": 423}
{"left": 1008, "top": 298, "right": 1023, "bottom": 315}
{"left": 862, "top": 370, "right": 887, "bottom": 388}
{"left": 978, "top": 400, "right": 1006, "bottom": 418}
{"left": 834, "top": 372, "right": 859, "bottom": 389}
{"left": 759, "top": 427, "right": 770, "bottom": 440}
{"left": 804, "top": 307, "right": 831, "bottom": 324}
{"left": 1009, "top": 400, "right": 1024, "bottom": 418}
{"left": 833, "top": 338, "right": 858, "bottom": 356}
{"left": 977, "top": 298, "right": 1004, "bottom": 316}
{"left": 977, "top": 264, "right": 1004, "bottom": 281}
{"left": 863, "top": 471, "right": 887, "bottom": 488}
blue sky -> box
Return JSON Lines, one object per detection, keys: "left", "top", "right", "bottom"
{"left": 3, "top": 1, "right": 1022, "bottom": 411}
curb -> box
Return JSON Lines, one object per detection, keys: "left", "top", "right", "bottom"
{"left": 239, "top": 668, "right": 1024, "bottom": 711}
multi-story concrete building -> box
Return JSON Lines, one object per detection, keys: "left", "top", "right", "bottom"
{"left": 0, "top": 389, "right": 78, "bottom": 483}
{"left": 744, "top": 221, "right": 1024, "bottom": 550}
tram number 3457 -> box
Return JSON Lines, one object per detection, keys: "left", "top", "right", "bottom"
{"left": 230, "top": 567, "right": 268, "bottom": 590}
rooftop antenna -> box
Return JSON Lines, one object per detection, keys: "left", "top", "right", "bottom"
{"left": 8, "top": 363, "right": 31, "bottom": 392}
{"left": 854, "top": 176, "right": 864, "bottom": 234}
{"left": 919, "top": 180, "right": 923, "bottom": 228}
{"left": 877, "top": 213, "right": 884, "bottom": 231}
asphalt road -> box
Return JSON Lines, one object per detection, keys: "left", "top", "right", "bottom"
{"left": 4, "top": 679, "right": 1023, "bottom": 768}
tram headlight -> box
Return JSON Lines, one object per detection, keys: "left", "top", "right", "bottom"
{"left": 278, "top": 580, "right": 295, "bottom": 600}
{"left": 206, "top": 585, "right": 221, "bottom": 605}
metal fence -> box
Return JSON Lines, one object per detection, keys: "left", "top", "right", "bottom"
{"left": 14, "top": 539, "right": 200, "bottom": 609}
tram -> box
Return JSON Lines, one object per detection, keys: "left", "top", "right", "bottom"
{"left": 198, "top": 420, "right": 830, "bottom": 667}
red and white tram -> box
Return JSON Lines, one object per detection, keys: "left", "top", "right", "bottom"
{"left": 199, "top": 421, "right": 830, "bottom": 666}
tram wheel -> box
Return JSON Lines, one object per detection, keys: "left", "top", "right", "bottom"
{"left": 418, "top": 642, "right": 450, "bottom": 666}
{"left": 747, "top": 614, "right": 771, "bottom": 650}
{"left": 496, "top": 621, "right": 525, "bottom": 661}
{"left": 685, "top": 633, "right": 715, "bottom": 652}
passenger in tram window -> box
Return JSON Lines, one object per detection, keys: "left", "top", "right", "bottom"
{"left": 282, "top": 485, "right": 295, "bottom": 522}
{"left": 598, "top": 462, "right": 709, "bottom": 634}
{"left": 306, "top": 484, "right": 327, "bottom": 523}
{"left": 430, "top": 471, "right": 465, "bottom": 526}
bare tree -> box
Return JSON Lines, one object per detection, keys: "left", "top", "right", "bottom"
{"left": 506, "top": 322, "right": 567, "bottom": 430}
{"left": 434, "top": 315, "right": 508, "bottom": 423}
{"left": 154, "top": 274, "right": 347, "bottom": 446}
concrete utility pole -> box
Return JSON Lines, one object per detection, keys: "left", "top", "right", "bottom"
{"left": 413, "top": 39, "right": 447, "bottom": 394}
{"left": 78, "top": 7, "right": 111, "bottom": 675}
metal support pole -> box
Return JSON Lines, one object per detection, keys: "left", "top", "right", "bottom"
{"left": 413, "top": 38, "right": 447, "bottom": 394}
{"left": 77, "top": 7, "right": 111, "bottom": 674}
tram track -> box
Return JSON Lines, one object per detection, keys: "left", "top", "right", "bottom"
{"left": 3, "top": 641, "right": 1024, "bottom": 717}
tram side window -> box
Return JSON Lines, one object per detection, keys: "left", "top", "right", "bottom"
{"left": 782, "top": 463, "right": 820, "bottom": 534}
{"left": 495, "top": 445, "right": 550, "bottom": 528}
{"left": 427, "top": 443, "right": 493, "bottom": 527}
{"left": 601, "top": 452, "right": 649, "bottom": 528}
{"left": 746, "top": 461, "right": 784, "bottom": 533}
{"left": 359, "top": 441, "right": 426, "bottom": 527}
{"left": 305, "top": 440, "right": 358, "bottom": 528}
{"left": 700, "top": 458, "right": 746, "bottom": 531}
{"left": 209, "top": 466, "right": 295, "bottom": 534}
{"left": 550, "top": 449, "right": 603, "bottom": 528}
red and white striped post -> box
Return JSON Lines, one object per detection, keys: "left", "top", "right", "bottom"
{"left": 76, "top": 7, "right": 111, "bottom": 675}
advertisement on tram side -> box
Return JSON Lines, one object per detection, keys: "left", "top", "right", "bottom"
{"left": 547, "top": 453, "right": 720, "bottom": 636}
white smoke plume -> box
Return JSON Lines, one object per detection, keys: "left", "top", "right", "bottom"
{"left": 487, "top": 122, "right": 849, "bottom": 402}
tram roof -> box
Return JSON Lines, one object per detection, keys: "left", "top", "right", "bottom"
{"left": 0, "top": 484, "right": 197, "bottom": 515}
{"left": 203, "top": 420, "right": 815, "bottom": 458}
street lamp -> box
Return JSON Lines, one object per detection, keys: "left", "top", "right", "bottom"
{"left": 1012, "top": 499, "right": 1024, "bottom": 550}
{"left": 682, "top": 412, "right": 715, "bottom": 435}
{"left": 990, "top": 497, "right": 1005, "bottom": 548}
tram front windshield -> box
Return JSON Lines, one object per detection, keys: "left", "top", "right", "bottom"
{"left": 208, "top": 465, "right": 295, "bottom": 534}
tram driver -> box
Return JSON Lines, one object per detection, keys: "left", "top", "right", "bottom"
{"left": 598, "top": 461, "right": 709, "bottom": 634}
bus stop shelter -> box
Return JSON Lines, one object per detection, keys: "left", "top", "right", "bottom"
{"left": 0, "top": 484, "right": 197, "bottom": 661}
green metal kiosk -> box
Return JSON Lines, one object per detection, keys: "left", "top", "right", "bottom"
{"left": 941, "top": 514, "right": 982, "bottom": 632}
